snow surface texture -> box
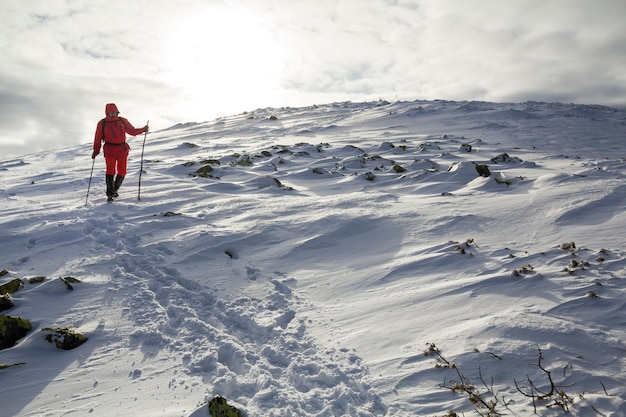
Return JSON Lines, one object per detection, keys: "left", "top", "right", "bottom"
{"left": 1, "top": 100, "right": 625, "bottom": 417}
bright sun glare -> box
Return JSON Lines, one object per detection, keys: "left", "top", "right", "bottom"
{"left": 163, "top": 6, "right": 285, "bottom": 112}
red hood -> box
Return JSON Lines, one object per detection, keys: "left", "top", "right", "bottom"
{"left": 105, "top": 103, "right": 120, "bottom": 115}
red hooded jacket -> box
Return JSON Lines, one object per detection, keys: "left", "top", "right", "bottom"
{"left": 93, "top": 103, "right": 146, "bottom": 159}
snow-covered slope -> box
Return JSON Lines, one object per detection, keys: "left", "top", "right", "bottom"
{"left": 1, "top": 100, "right": 625, "bottom": 416}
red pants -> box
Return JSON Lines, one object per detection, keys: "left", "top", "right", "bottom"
{"left": 105, "top": 155, "right": 128, "bottom": 176}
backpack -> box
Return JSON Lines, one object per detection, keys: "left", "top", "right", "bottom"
{"left": 100, "top": 118, "right": 126, "bottom": 145}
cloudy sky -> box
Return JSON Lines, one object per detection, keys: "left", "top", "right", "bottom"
{"left": 1, "top": 0, "right": 625, "bottom": 158}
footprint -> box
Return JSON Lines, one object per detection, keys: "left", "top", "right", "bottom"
{"left": 276, "top": 310, "right": 296, "bottom": 329}
{"left": 271, "top": 279, "right": 292, "bottom": 297}
{"left": 26, "top": 237, "right": 36, "bottom": 249}
{"left": 246, "top": 266, "right": 260, "bottom": 281}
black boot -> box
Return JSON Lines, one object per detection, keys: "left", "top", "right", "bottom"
{"left": 106, "top": 174, "right": 114, "bottom": 202}
{"left": 113, "top": 175, "right": 124, "bottom": 198}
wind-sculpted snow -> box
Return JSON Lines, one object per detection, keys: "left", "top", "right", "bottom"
{"left": 1, "top": 100, "right": 625, "bottom": 416}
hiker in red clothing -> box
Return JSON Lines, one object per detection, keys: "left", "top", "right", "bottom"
{"left": 92, "top": 103, "right": 148, "bottom": 201}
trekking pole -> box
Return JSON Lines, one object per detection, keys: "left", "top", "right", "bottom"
{"left": 85, "top": 157, "right": 96, "bottom": 207}
{"left": 138, "top": 120, "right": 149, "bottom": 200}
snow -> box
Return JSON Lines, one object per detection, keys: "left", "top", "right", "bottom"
{"left": 1, "top": 99, "right": 625, "bottom": 416}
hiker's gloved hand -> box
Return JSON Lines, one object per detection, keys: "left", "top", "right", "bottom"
{"left": 91, "top": 151, "right": 99, "bottom": 159}
{"left": 143, "top": 125, "right": 149, "bottom": 133}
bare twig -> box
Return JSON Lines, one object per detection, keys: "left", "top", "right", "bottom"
{"left": 484, "top": 351, "right": 502, "bottom": 360}
{"left": 600, "top": 380, "right": 610, "bottom": 396}
{"left": 514, "top": 346, "right": 574, "bottom": 412}
{"left": 428, "top": 343, "right": 504, "bottom": 416}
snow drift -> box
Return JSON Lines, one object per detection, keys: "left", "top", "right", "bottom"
{"left": 1, "top": 100, "right": 625, "bottom": 416}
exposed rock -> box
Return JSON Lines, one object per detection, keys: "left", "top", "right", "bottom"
{"left": 0, "top": 295, "right": 14, "bottom": 312}
{"left": 200, "top": 159, "right": 221, "bottom": 166}
{"left": 474, "top": 163, "right": 491, "bottom": 177}
{"left": 0, "top": 362, "right": 26, "bottom": 369}
{"left": 41, "top": 327, "right": 88, "bottom": 350}
{"left": 0, "top": 278, "right": 23, "bottom": 295}
{"left": 491, "top": 153, "right": 523, "bottom": 163}
{"left": 161, "top": 211, "right": 182, "bottom": 217}
{"left": 195, "top": 164, "right": 214, "bottom": 177}
{"left": 59, "top": 276, "right": 81, "bottom": 291}
{"left": 208, "top": 396, "right": 243, "bottom": 417}
{"left": 0, "top": 315, "right": 32, "bottom": 349}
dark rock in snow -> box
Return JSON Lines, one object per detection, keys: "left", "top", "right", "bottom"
{"left": 0, "top": 295, "right": 14, "bottom": 312}
{"left": 0, "top": 278, "right": 23, "bottom": 295}
{"left": 0, "top": 315, "right": 32, "bottom": 349}
{"left": 41, "top": 327, "right": 88, "bottom": 350}
{"left": 59, "top": 276, "right": 81, "bottom": 291}
{"left": 208, "top": 396, "right": 243, "bottom": 417}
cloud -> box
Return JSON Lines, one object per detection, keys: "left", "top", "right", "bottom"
{"left": 0, "top": 1, "right": 186, "bottom": 157}
{"left": 1, "top": 0, "right": 625, "bottom": 158}
{"left": 415, "top": 1, "right": 626, "bottom": 103}
{"left": 258, "top": 0, "right": 626, "bottom": 105}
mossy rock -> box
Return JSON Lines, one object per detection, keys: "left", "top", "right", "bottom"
{"left": 275, "top": 146, "right": 291, "bottom": 154}
{"left": 28, "top": 276, "right": 46, "bottom": 284}
{"left": 0, "top": 269, "right": 9, "bottom": 277}
{"left": 272, "top": 178, "right": 295, "bottom": 191}
{"left": 208, "top": 396, "right": 243, "bottom": 417}
{"left": 195, "top": 165, "right": 214, "bottom": 177}
{"left": 474, "top": 164, "right": 491, "bottom": 177}
{"left": 59, "top": 277, "right": 81, "bottom": 291}
{"left": 0, "top": 362, "right": 26, "bottom": 370}
{"left": 41, "top": 327, "right": 88, "bottom": 350}
{"left": 0, "top": 315, "right": 32, "bottom": 349}
{"left": 0, "top": 295, "right": 14, "bottom": 312}
{"left": 392, "top": 164, "right": 406, "bottom": 173}
{"left": 0, "top": 278, "right": 23, "bottom": 295}
{"left": 200, "top": 159, "right": 221, "bottom": 166}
